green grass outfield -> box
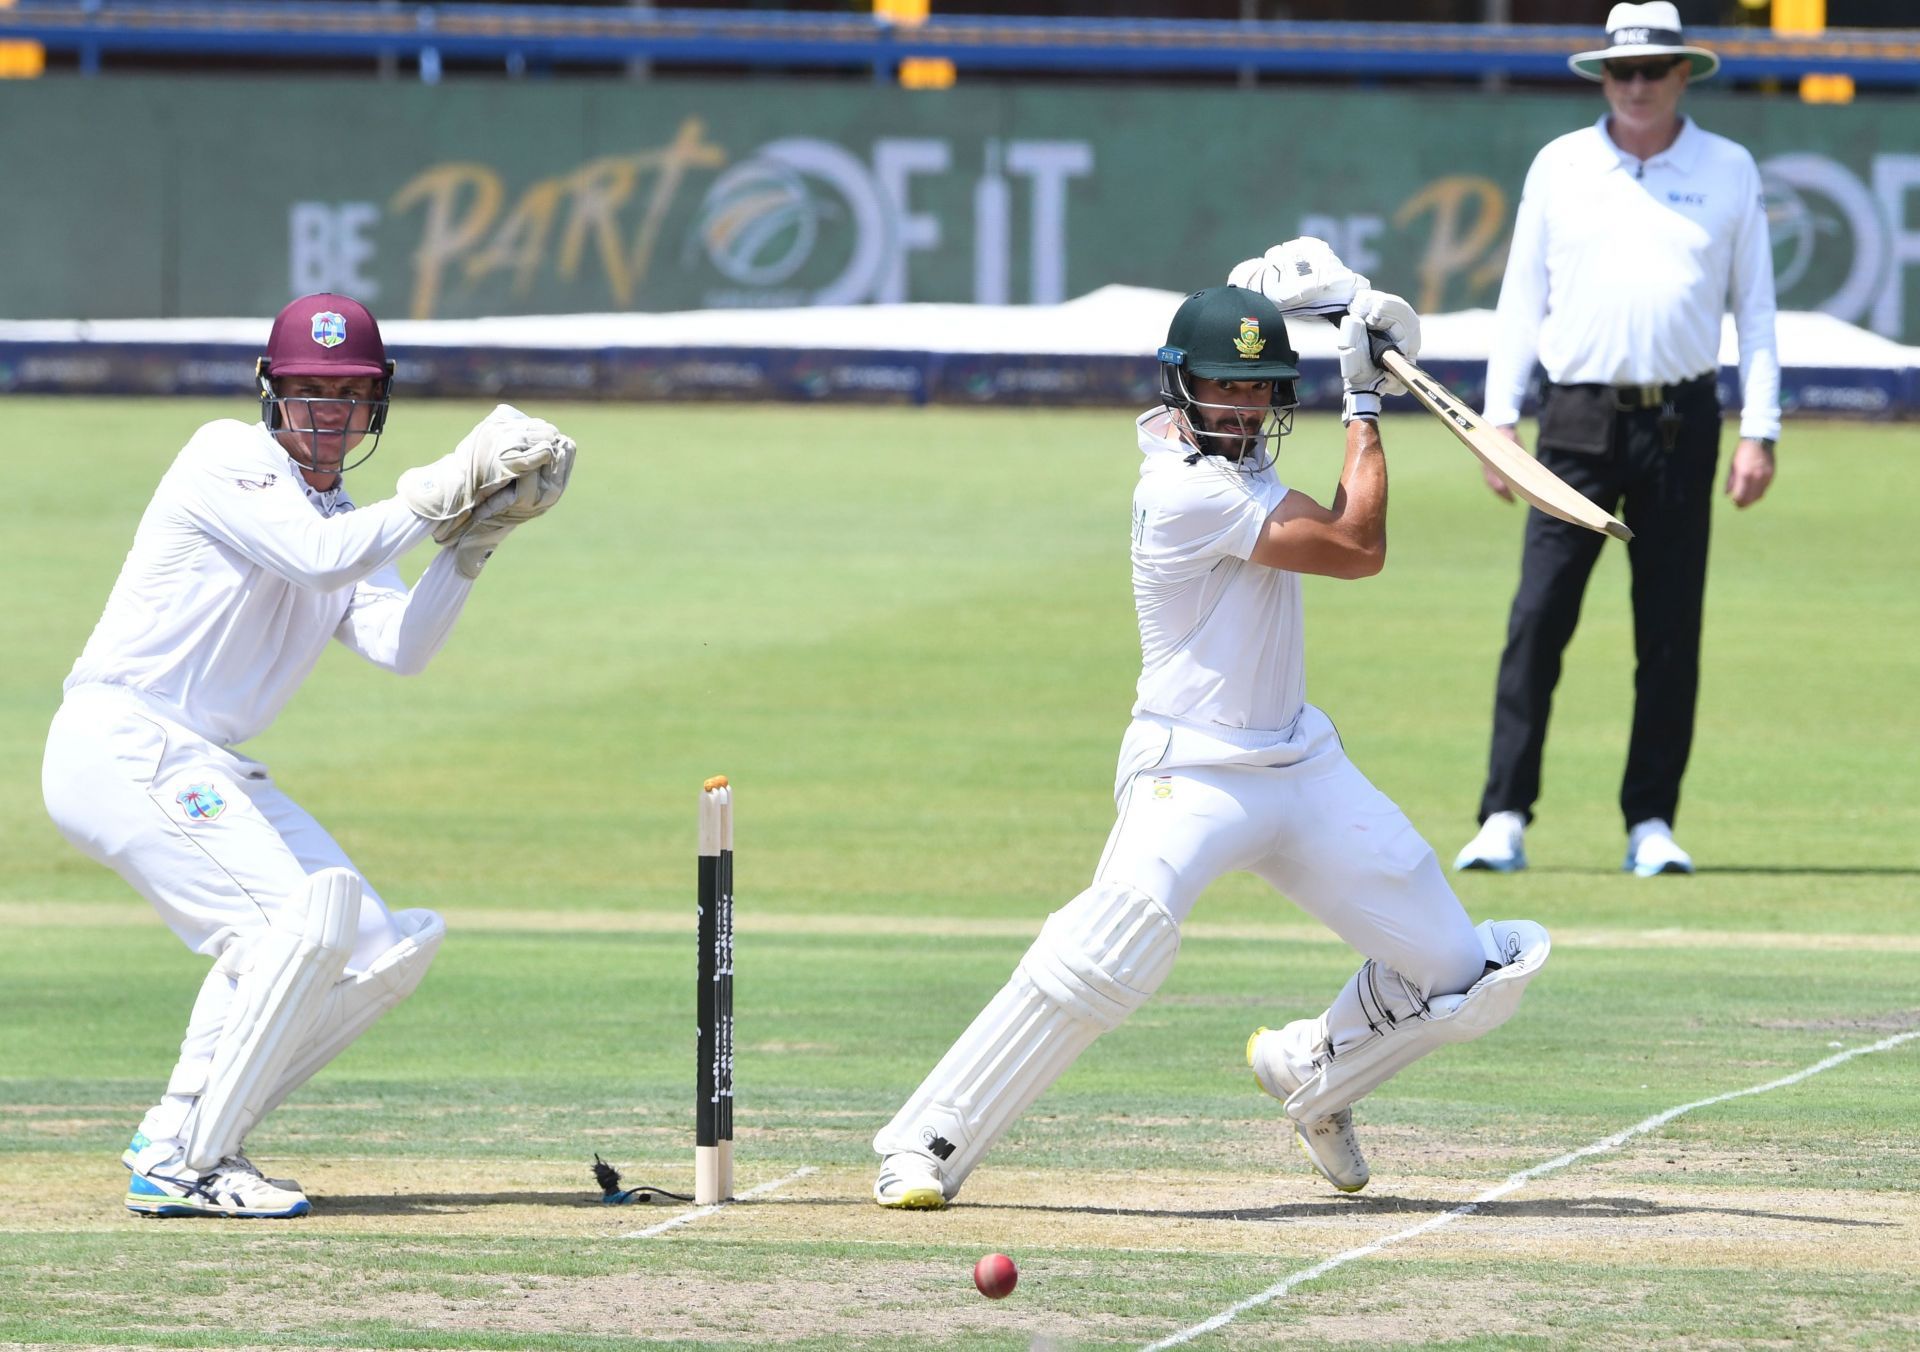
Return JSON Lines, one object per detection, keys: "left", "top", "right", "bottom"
{"left": 3, "top": 397, "right": 1917, "bottom": 1350}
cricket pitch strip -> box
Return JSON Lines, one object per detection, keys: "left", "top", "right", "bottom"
{"left": 9, "top": 1145, "right": 1916, "bottom": 1350}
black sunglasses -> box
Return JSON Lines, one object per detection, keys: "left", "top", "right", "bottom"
{"left": 1604, "top": 56, "right": 1684, "bottom": 82}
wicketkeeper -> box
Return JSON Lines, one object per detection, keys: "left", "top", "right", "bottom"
{"left": 42, "top": 293, "right": 575, "bottom": 1218}
{"left": 873, "top": 241, "right": 1550, "bottom": 1208}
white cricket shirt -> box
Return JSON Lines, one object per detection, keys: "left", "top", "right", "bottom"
{"left": 1129, "top": 411, "right": 1303, "bottom": 735}
{"left": 65, "top": 419, "right": 472, "bottom": 747}
{"left": 1484, "top": 116, "right": 1781, "bottom": 442}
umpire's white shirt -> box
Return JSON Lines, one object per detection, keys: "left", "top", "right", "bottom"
{"left": 1129, "top": 412, "right": 1303, "bottom": 740}
{"left": 65, "top": 419, "right": 470, "bottom": 747}
{"left": 1484, "top": 116, "right": 1781, "bottom": 442}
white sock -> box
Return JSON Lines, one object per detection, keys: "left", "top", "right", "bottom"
{"left": 137, "top": 1095, "right": 196, "bottom": 1150}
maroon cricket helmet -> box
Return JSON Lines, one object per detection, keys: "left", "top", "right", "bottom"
{"left": 256, "top": 293, "right": 397, "bottom": 474}
{"left": 262, "top": 293, "right": 390, "bottom": 377}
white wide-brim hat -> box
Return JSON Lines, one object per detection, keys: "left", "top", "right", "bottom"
{"left": 1570, "top": 2, "right": 1720, "bottom": 82}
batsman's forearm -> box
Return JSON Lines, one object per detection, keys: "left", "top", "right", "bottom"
{"left": 1332, "top": 418, "right": 1388, "bottom": 560}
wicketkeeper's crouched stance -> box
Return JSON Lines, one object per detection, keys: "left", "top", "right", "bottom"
{"left": 874, "top": 242, "right": 1550, "bottom": 1208}
{"left": 42, "top": 294, "right": 576, "bottom": 1219}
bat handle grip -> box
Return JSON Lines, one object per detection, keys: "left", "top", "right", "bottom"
{"left": 1320, "top": 312, "right": 1403, "bottom": 368}
{"left": 1367, "top": 326, "right": 1402, "bottom": 369}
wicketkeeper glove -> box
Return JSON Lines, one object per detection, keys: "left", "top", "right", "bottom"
{"left": 397, "top": 404, "right": 564, "bottom": 543}
{"left": 489, "top": 431, "right": 575, "bottom": 528}
{"left": 448, "top": 474, "right": 528, "bottom": 579}
{"left": 444, "top": 427, "right": 576, "bottom": 578}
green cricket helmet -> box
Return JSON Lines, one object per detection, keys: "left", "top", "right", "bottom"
{"left": 1157, "top": 285, "right": 1300, "bottom": 470}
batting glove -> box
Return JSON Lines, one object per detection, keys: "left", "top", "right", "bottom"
{"left": 1227, "top": 237, "right": 1371, "bottom": 318}
{"left": 1337, "top": 314, "right": 1387, "bottom": 424}
{"left": 1347, "top": 288, "right": 1422, "bottom": 398}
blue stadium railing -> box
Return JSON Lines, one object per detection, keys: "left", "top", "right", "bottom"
{"left": 3, "top": 3, "right": 1919, "bottom": 84}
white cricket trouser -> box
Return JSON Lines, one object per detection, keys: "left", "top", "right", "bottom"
{"left": 41, "top": 684, "right": 413, "bottom": 1145}
{"left": 1098, "top": 705, "right": 1485, "bottom": 999}
{"left": 872, "top": 704, "right": 1489, "bottom": 1194}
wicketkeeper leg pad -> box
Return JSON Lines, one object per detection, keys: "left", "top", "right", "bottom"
{"left": 873, "top": 883, "right": 1181, "bottom": 1196}
{"left": 241, "top": 908, "right": 446, "bottom": 1138}
{"left": 1280, "top": 919, "right": 1550, "bottom": 1124}
{"left": 182, "top": 869, "right": 361, "bottom": 1171}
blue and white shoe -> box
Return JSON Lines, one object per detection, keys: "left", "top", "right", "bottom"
{"left": 123, "top": 1132, "right": 299, "bottom": 1192}
{"left": 1454, "top": 811, "right": 1528, "bottom": 873}
{"left": 123, "top": 1135, "right": 310, "bottom": 1219}
{"left": 1624, "top": 819, "right": 1694, "bottom": 876}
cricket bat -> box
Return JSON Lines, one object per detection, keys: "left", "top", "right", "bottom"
{"left": 1378, "top": 348, "right": 1633, "bottom": 543}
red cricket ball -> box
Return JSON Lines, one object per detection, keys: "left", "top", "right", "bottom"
{"left": 973, "top": 1252, "right": 1018, "bottom": 1299}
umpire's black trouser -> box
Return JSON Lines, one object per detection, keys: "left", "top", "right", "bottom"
{"left": 1476, "top": 374, "right": 1721, "bottom": 830}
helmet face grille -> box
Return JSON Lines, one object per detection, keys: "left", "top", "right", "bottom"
{"left": 257, "top": 360, "right": 393, "bottom": 479}
{"left": 1157, "top": 362, "right": 1297, "bottom": 474}
{"left": 255, "top": 294, "right": 393, "bottom": 481}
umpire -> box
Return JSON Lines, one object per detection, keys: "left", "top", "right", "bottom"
{"left": 1456, "top": 2, "right": 1778, "bottom": 878}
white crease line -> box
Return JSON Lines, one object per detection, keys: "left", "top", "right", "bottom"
{"left": 1143, "top": 1027, "right": 1920, "bottom": 1351}
{"left": 621, "top": 1166, "right": 818, "bottom": 1239}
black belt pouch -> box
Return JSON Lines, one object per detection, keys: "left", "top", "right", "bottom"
{"left": 1536, "top": 384, "right": 1614, "bottom": 455}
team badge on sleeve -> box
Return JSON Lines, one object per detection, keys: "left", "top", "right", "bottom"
{"left": 310, "top": 311, "right": 347, "bottom": 349}
{"left": 1234, "top": 317, "right": 1266, "bottom": 359}
{"left": 176, "top": 784, "right": 227, "bottom": 821}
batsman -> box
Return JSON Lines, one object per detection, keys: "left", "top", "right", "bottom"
{"left": 874, "top": 240, "right": 1550, "bottom": 1208}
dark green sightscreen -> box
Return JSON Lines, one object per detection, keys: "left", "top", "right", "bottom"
{"left": 4, "top": 78, "right": 1917, "bottom": 341}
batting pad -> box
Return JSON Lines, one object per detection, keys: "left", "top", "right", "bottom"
{"left": 183, "top": 868, "right": 361, "bottom": 1171}
{"left": 1284, "top": 919, "right": 1551, "bottom": 1123}
{"left": 241, "top": 908, "right": 446, "bottom": 1140}
{"left": 873, "top": 883, "right": 1180, "bottom": 1195}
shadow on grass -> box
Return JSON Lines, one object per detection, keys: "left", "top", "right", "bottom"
{"left": 994, "top": 1193, "right": 1893, "bottom": 1228}
{"left": 311, "top": 1190, "right": 1894, "bottom": 1233}
{"left": 313, "top": 1191, "right": 630, "bottom": 1213}
{"left": 1506, "top": 865, "right": 1920, "bottom": 877}
{"left": 311, "top": 1191, "right": 836, "bottom": 1216}
{"left": 1695, "top": 866, "right": 1920, "bottom": 877}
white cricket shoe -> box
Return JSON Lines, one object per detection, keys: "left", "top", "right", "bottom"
{"left": 125, "top": 1148, "right": 311, "bottom": 1219}
{"left": 1454, "top": 811, "right": 1528, "bottom": 873}
{"left": 1624, "top": 819, "right": 1694, "bottom": 876}
{"left": 873, "top": 1153, "right": 948, "bottom": 1210}
{"left": 122, "top": 1133, "right": 299, "bottom": 1192}
{"left": 1246, "top": 1026, "right": 1370, "bottom": 1193}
